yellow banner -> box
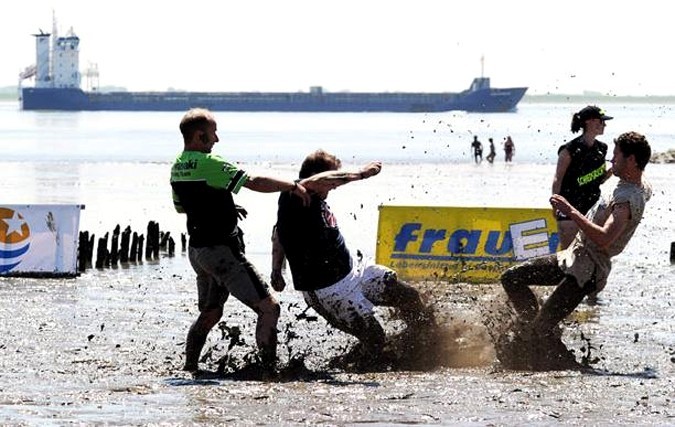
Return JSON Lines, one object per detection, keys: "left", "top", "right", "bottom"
{"left": 376, "top": 206, "right": 559, "bottom": 283}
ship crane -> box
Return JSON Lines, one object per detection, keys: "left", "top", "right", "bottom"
{"left": 17, "top": 64, "right": 37, "bottom": 100}
{"left": 84, "top": 62, "right": 100, "bottom": 92}
{"left": 19, "top": 64, "right": 37, "bottom": 80}
{"left": 18, "top": 31, "right": 42, "bottom": 82}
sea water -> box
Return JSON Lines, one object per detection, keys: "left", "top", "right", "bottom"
{"left": 1, "top": 101, "right": 672, "bottom": 268}
{"left": 0, "top": 100, "right": 673, "bottom": 425}
{"left": 2, "top": 100, "right": 675, "bottom": 164}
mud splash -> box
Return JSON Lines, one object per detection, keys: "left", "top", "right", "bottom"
{"left": 185, "top": 284, "right": 498, "bottom": 382}
{"left": 477, "top": 286, "right": 609, "bottom": 372}
{"left": 177, "top": 277, "right": 620, "bottom": 384}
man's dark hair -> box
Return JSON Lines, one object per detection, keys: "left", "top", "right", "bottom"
{"left": 299, "top": 149, "right": 342, "bottom": 178}
{"left": 615, "top": 131, "right": 651, "bottom": 170}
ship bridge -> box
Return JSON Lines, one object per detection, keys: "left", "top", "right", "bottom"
{"left": 22, "top": 15, "right": 82, "bottom": 90}
{"left": 469, "top": 77, "right": 491, "bottom": 92}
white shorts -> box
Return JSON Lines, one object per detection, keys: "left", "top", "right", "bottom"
{"left": 302, "top": 263, "right": 394, "bottom": 332}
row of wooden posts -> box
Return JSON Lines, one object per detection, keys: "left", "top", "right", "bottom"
{"left": 78, "top": 221, "right": 187, "bottom": 271}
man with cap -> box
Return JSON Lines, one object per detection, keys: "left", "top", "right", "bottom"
{"left": 552, "top": 105, "right": 614, "bottom": 249}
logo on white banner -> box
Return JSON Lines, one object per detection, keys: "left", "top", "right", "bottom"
{"left": 0, "top": 207, "right": 31, "bottom": 273}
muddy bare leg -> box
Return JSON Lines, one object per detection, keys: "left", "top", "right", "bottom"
{"left": 184, "top": 307, "right": 223, "bottom": 371}
{"left": 253, "top": 295, "right": 281, "bottom": 369}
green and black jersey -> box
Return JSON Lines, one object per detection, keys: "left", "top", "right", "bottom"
{"left": 170, "top": 151, "right": 248, "bottom": 247}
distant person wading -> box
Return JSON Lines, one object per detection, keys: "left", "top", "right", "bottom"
{"left": 471, "top": 136, "right": 484, "bottom": 164}
{"left": 486, "top": 138, "right": 496, "bottom": 163}
{"left": 504, "top": 136, "right": 515, "bottom": 162}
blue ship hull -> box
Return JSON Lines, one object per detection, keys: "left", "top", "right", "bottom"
{"left": 21, "top": 81, "right": 527, "bottom": 113}
{"left": 20, "top": 21, "right": 525, "bottom": 113}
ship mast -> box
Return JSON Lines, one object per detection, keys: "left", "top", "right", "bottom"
{"left": 51, "top": 10, "right": 58, "bottom": 83}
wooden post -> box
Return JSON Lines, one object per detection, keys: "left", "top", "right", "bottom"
{"left": 95, "top": 232, "right": 109, "bottom": 269}
{"left": 120, "top": 226, "right": 131, "bottom": 263}
{"left": 146, "top": 221, "right": 159, "bottom": 260}
{"left": 78, "top": 231, "right": 89, "bottom": 272}
{"left": 145, "top": 224, "right": 152, "bottom": 259}
{"left": 130, "top": 232, "right": 138, "bottom": 261}
{"left": 87, "top": 234, "right": 95, "bottom": 266}
{"left": 160, "top": 231, "right": 171, "bottom": 251}
{"left": 152, "top": 223, "right": 160, "bottom": 259}
{"left": 110, "top": 225, "right": 120, "bottom": 265}
{"left": 168, "top": 236, "right": 175, "bottom": 256}
{"left": 137, "top": 235, "right": 144, "bottom": 261}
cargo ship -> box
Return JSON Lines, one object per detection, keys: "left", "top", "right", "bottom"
{"left": 19, "top": 23, "right": 527, "bottom": 113}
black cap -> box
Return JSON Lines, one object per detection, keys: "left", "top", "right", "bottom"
{"left": 578, "top": 105, "right": 613, "bottom": 122}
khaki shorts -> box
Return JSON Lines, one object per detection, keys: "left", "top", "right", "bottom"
{"left": 302, "top": 263, "right": 393, "bottom": 333}
{"left": 188, "top": 244, "right": 271, "bottom": 311}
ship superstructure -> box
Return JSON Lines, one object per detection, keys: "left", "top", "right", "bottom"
{"left": 19, "top": 15, "right": 81, "bottom": 94}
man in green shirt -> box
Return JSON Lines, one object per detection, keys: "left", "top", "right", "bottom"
{"left": 170, "top": 108, "right": 309, "bottom": 373}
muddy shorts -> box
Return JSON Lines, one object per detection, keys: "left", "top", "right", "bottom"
{"left": 302, "top": 263, "right": 393, "bottom": 332}
{"left": 188, "top": 244, "right": 271, "bottom": 311}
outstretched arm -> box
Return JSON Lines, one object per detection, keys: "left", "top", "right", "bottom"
{"left": 299, "top": 161, "right": 382, "bottom": 193}
{"left": 244, "top": 175, "right": 311, "bottom": 206}
{"left": 549, "top": 194, "right": 630, "bottom": 248}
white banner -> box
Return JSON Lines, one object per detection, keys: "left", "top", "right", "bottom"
{"left": 0, "top": 204, "right": 83, "bottom": 276}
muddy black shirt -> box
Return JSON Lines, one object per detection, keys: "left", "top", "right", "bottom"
{"left": 170, "top": 151, "right": 247, "bottom": 247}
{"left": 558, "top": 136, "right": 608, "bottom": 215}
{"left": 276, "top": 192, "right": 352, "bottom": 291}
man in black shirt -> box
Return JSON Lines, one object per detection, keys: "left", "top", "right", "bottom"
{"left": 271, "top": 149, "right": 430, "bottom": 355}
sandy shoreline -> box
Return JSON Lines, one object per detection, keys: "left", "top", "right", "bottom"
{"left": 1, "top": 162, "right": 673, "bottom": 425}
{"left": 1, "top": 260, "right": 673, "bottom": 425}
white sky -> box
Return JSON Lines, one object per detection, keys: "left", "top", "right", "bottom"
{"left": 2, "top": 1, "right": 671, "bottom": 95}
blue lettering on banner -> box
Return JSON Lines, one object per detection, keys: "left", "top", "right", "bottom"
{"left": 392, "top": 220, "right": 558, "bottom": 262}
